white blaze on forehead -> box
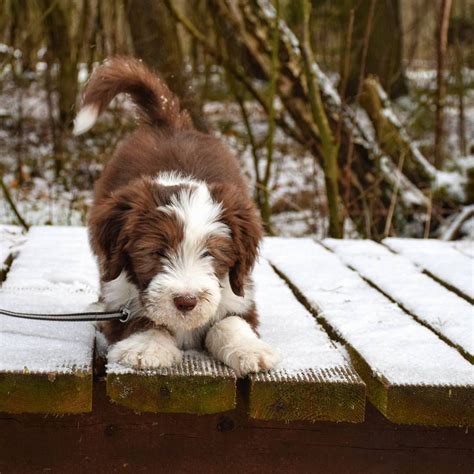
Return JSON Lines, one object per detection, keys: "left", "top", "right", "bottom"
{"left": 154, "top": 171, "right": 197, "bottom": 187}
{"left": 155, "top": 172, "right": 230, "bottom": 244}
{"left": 147, "top": 172, "right": 229, "bottom": 308}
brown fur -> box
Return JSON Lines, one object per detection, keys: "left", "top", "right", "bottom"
{"left": 83, "top": 58, "right": 263, "bottom": 341}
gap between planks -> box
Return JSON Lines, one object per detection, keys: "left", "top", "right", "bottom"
{"left": 383, "top": 238, "right": 474, "bottom": 304}
{"left": 248, "top": 258, "right": 365, "bottom": 422}
{"left": 264, "top": 237, "right": 474, "bottom": 427}
{"left": 323, "top": 239, "right": 473, "bottom": 364}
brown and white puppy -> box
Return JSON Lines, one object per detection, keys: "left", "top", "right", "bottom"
{"left": 74, "top": 57, "right": 278, "bottom": 376}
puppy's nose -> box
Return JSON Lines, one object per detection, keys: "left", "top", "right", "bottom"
{"left": 174, "top": 294, "right": 197, "bottom": 312}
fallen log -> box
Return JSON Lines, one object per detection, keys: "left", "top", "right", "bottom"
{"left": 205, "top": 0, "right": 430, "bottom": 238}
{"left": 360, "top": 76, "right": 469, "bottom": 205}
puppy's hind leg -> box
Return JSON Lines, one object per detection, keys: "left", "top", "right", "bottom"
{"left": 205, "top": 316, "right": 279, "bottom": 377}
{"left": 108, "top": 329, "right": 183, "bottom": 370}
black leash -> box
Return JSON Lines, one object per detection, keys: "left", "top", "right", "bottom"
{"left": 0, "top": 301, "right": 132, "bottom": 323}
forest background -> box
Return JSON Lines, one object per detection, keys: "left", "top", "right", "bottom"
{"left": 0, "top": 0, "right": 472, "bottom": 240}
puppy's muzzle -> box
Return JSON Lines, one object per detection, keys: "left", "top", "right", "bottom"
{"left": 173, "top": 294, "right": 197, "bottom": 313}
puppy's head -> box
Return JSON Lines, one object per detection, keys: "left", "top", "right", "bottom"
{"left": 89, "top": 173, "right": 262, "bottom": 331}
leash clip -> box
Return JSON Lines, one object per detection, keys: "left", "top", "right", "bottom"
{"left": 119, "top": 301, "right": 133, "bottom": 323}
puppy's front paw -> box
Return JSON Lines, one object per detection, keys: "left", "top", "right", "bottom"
{"left": 227, "top": 340, "right": 279, "bottom": 377}
{"left": 107, "top": 330, "right": 183, "bottom": 370}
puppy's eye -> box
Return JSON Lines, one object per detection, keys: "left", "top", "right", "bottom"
{"left": 155, "top": 250, "right": 167, "bottom": 259}
{"left": 201, "top": 251, "right": 211, "bottom": 259}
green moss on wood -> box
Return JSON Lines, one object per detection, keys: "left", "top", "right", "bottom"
{"left": 249, "top": 374, "right": 366, "bottom": 423}
{"left": 347, "top": 347, "right": 474, "bottom": 427}
{"left": 107, "top": 373, "right": 236, "bottom": 414}
{"left": 0, "top": 371, "right": 92, "bottom": 414}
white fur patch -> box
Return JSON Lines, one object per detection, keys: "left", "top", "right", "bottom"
{"left": 73, "top": 104, "right": 99, "bottom": 135}
{"left": 102, "top": 271, "right": 139, "bottom": 310}
{"left": 216, "top": 275, "right": 255, "bottom": 319}
{"left": 143, "top": 176, "right": 231, "bottom": 333}
{"left": 205, "top": 316, "right": 279, "bottom": 377}
{"left": 108, "top": 329, "right": 182, "bottom": 369}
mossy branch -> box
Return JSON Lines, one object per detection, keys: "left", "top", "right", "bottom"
{"left": 296, "top": 0, "right": 342, "bottom": 238}
{"left": 0, "top": 173, "right": 29, "bottom": 231}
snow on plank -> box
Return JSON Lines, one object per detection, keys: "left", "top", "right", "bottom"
{"left": 264, "top": 238, "right": 474, "bottom": 427}
{"left": 325, "top": 239, "right": 474, "bottom": 363}
{"left": 107, "top": 352, "right": 236, "bottom": 414}
{"left": 384, "top": 238, "right": 474, "bottom": 303}
{"left": 450, "top": 241, "right": 474, "bottom": 259}
{"left": 0, "top": 225, "right": 23, "bottom": 282}
{"left": 0, "top": 226, "right": 99, "bottom": 414}
{"left": 248, "top": 258, "right": 365, "bottom": 422}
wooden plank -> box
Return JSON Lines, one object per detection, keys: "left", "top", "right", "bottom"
{"left": 324, "top": 239, "right": 474, "bottom": 363}
{"left": 249, "top": 258, "right": 365, "bottom": 422}
{"left": 264, "top": 237, "right": 474, "bottom": 427}
{"left": 0, "top": 226, "right": 99, "bottom": 414}
{"left": 0, "top": 226, "right": 23, "bottom": 282}
{"left": 384, "top": 238, "right": 474, "bottom": 303}
{"left": 107, "top": 353, "right": 236, "bottom": 414}
{"left": 2, "top": 393, "right": 474, "bottom": 474}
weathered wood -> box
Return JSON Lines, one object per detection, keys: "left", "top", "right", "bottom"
{"left": 1, "top": 385, "right": 473, "bottom": 474}
{"left": 249, "top": 258, "right": 365, "bottom": 422}
{"left": 264, "top": 238, "right": 474, "bottom": 426}
{"left": 384, "top": 238, "right": 474, "bottom": 303}
{"left": 107, "top": 353, "right": 236, "bottom": 414}
{"left": 324, "top": 238, "right": 473, "bottom": 362}
{"left": 0, "top": 226, "right": 98, "bottom": 413}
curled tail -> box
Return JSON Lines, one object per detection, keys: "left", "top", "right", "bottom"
{"left": 73, "top": 57, "right": 192, "bottom": 135}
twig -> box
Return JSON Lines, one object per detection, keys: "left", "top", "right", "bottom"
{"left": 339, "top": 8, "right": 355, "bottom": 219}
{"left": 383, "top": 151, "right": 406, "bottom": 237}
{"left": 230, "top": 81, "right": 263, "bottom": 207}
{"left": 345, "top": 0, "right": 376, "bottom": 148}
{"left": 0, "top": 175, "right": 30, "bottom": 230}
{"left": 260, "top": 0, "right": 280, "bottom": 235}
{"left": 298, "top": 0, "right": 342, "bottom": 237}
{"left": 424, "top": 190, "right": 433, "bottom": 238}
{"left": 441, "top": 205, "right": 474, "bottom": 241}
{"left": 434, "top": 0, "right": 453, "bottom": 168}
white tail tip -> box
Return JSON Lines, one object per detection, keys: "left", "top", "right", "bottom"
{"left": 73, "top": 104, "right": 99, "bottom": 135}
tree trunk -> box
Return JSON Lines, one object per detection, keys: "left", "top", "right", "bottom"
{"left": 40, "top": 0, "right": 78, "bottom": 129}
{"left": 39, "top": 0, "right": 82, "bottom": 177}
{"left": 295, "top": 0, "right": 343, "bottom": 237}
{"left": 124, "top": 0, "right": 207, "bottom": 131}
{"left": 434, "top": 0, "right": 453, "bottom": 168}
{"left": 346, "top": 0, "right": 408, "bottom": 100}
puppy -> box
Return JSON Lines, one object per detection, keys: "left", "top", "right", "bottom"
{"left": 74, "top": 57, "right": 278, "bottom": 376}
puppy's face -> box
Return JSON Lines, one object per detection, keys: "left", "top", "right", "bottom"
{"left": 90, "top": 174, "right": 261, "bottom": 332}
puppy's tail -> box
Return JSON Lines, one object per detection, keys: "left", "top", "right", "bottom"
{"left": 73, "top": 57, "right": 192, "bottom": 135}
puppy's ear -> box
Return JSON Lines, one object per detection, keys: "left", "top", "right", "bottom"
{"left": 210, "top": 184, "right": 263, "bottom": 297}
{"left": 88, "top": 190, "right": 133, "bottom": 282}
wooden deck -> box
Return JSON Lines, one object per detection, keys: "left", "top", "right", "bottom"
{"left": 0, "top": 226, "right": 472, "bottom": 425}
{"left": 0, "top": 226, "right": 473, "bottom": 472}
